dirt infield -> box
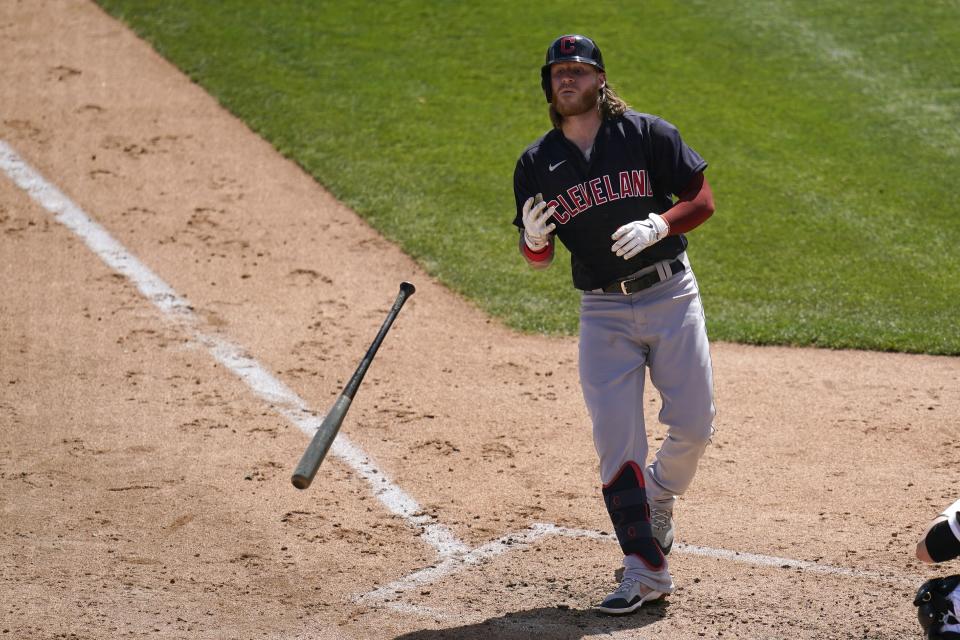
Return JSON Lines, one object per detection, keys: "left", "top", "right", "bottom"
{"left": 2, "top": 2, "right": 959, "bottom": 638}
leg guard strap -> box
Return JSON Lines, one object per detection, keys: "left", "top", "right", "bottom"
{"left": 603, "top": 462, "right": 664, "bottom": 571}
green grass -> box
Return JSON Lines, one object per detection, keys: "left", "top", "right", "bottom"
{"left": 95, "top": 0, "right": 960, "bottom": 354}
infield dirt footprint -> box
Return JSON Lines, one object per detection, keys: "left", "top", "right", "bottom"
{"left": 48, "top": 64, "right": 80, "bottom": 81}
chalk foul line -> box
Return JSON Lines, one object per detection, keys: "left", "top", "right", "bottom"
{"left": 0, "top": 140, "right": 468, "bottom": 559}
{"left": 359, "top": 523, "right": 917, "bottom": 618}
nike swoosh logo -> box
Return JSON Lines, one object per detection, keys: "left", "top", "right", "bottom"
{"left": 548, "top": 160, "right": 566, "bottom": 172}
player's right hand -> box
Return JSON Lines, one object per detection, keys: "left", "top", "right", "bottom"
{"left": 522, "top": 193, "right": 556, "bottom": 251}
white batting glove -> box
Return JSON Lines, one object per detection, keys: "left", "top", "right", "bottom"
{"left": 521, "top": 193, "right": 556, "bottom": 251}
{"left": 611, "top": 213, "right": 669, "bottom": 260}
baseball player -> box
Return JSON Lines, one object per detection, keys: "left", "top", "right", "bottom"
{"left": 915, "top": 500, "right": 960, "bottom": 638}
{"left": 914, "top": 574, "right": 960, "bottom": 639}
{"left": 513, "top": 34, "right": 716, "bottom": 614}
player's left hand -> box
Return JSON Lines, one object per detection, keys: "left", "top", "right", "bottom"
{"left": 522, "top": 193, "right": 557, "bottom": 251}
{"left": 611, "top": 213, "right": 669, "bottom": 260}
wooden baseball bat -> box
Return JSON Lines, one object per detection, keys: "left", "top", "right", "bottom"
{"left": 291, "top": 281, "right": 416, "bottom": 490}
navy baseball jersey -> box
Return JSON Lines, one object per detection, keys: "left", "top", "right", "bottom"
{"left": 513, "top": 110, "right": 707, "bottom": 291}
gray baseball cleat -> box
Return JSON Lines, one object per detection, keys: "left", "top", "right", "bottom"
{"left": 595, "top": 576, "right": 665, "bottom": 615}
{"left": 649, "top": 502, "right": 675, "bottom": 555}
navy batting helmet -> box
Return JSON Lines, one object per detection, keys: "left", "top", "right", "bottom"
{"left": 540, "top": 34, "right": 605, "bottom": 103}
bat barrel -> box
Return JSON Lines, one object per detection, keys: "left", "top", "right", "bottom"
{"left": 291, "top": 395, "right": 353, "bottom": 489}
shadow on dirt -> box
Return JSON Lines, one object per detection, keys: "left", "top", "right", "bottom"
{"left": 391, "top": 600, "right": 669, "bottom": 640}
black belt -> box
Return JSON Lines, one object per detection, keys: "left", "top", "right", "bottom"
{"left": 601, "top": 259, "right": 685, "bottom": 295}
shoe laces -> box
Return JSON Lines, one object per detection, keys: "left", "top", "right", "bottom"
{"left": 615, "top": 576, "right": 641, "bottom": 594}
{"left": 650, "top": 506, "right": 672, "bottom": 529}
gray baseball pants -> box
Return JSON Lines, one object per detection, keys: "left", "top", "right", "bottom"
{"left": 579, "top": 253, "right": 715, "bottom": 592}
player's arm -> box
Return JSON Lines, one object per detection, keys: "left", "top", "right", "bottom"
{"left": 611, "top": 121, "right": 715, "bottom": 260}
{"left": 513, "top": 159, "right": 555, "bottom": 269}
{"left": 917, "top": 498, "right": 960, "bottom": 564}
{"left": 660, "top": 172, "right": 715, "bottom": 235}
{"left": 647, "top": 117, "right": 714, "bottom": 235}
{"left": 610, "top": 174, "right": 715, "bottom": 260}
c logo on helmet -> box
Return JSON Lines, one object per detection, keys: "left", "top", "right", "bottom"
{"left": 560, "top": 36, "right": 577, "bottom": 55}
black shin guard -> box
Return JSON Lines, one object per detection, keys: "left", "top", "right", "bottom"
{"left": 602, "top": 462, "right": 665, "bottom": 571}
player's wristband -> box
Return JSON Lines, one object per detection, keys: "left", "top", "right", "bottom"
{"left": 523, "top": 230, "right": 550, "bottom": 251}
{"left": 520, "top": 234, "right": 553, "bottom": 262}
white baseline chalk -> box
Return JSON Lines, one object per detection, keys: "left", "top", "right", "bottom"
{"left": 358, "top": 524, "right": 916, "bottom": 617}
{"left": 0, "top": 140, "right": 468, "bottom": 559}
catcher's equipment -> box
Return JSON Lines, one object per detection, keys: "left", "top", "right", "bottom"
{"left": 927, "top": 519, "right": 960, "bottom": 563}
{"left": 602, "top": 461, "right": 664, "bottom": 570}
{"left": 915, "top": 575, "right": 960, "bottom": 639}
{"left": 541, "top": 34, "right": 605, "bottom": 103}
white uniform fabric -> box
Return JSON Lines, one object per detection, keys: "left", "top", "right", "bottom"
{"left": 942, "top": 589, "right": 960, "bottom": 634}
{"left": 578, "top": 252, "right": 715, "bottom": 591}
{"left": 942, "top": 497, "right": 960, "bottom": 542}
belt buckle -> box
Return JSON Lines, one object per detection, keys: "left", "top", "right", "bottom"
{"left": 619, "top": 279, "right": 631, "bottom": 295}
